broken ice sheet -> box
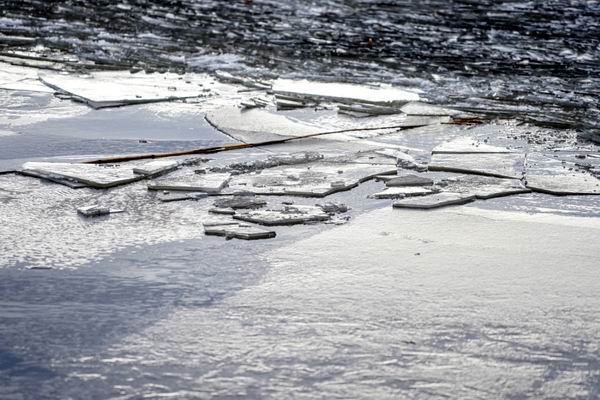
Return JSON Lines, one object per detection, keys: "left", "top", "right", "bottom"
{"left": 225, "top": 162, "right": 395, "bottom": 197}
{"left": 393, "top": 192, "right": 476, "bottom": 209}
{"left": 21, "top": 162, "right": 145, "bottom": 189}
{"left": 205, "top": 106, "right": 323, "bottom": 143}
{"left": 234, "top": 205, "right": 330, "bottom": 226}
{"left": 39, "top": 70, "right": 215, "bottom": 109}
{"left": 203, "top": 221, "right": 276, "bottom": 240}
{"left": 272, "top": 79, "right": 420, "bottom": 106}
{"left": 148, "top": 173, "right": 231, "bottom": 193}
{"left": 428, "top": 152, "right": 526, "bottom": 179}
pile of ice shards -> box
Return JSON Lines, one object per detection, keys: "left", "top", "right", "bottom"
{"left": 4, "top": 62, "right": 599, "bottom": 242}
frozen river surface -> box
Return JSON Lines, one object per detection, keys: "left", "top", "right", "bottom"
{"left": 1, "top": 1, "right": 600, "bottom": 399}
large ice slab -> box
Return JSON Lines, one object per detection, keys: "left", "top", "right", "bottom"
{"left": 393, "top": 192, "right": 476, "bottom": 209}
{"left": 272, "top": 79, "right": 420, "bottom": 106}
{"left": 226, "top": 162, "right": 395, "bottom": 197}
{"left": 526, "top": 172, "right": 600, "bottom": 195}
{"left": 429, "top": 153, "right": 526, "bottom": 179}
{"left": 40, "top": 71, "right": 214, "bottom": 109}
{"left": 21, "top": 162, "right": 144, "bottom": 189}
{"left": 440, "top": 175, "right": 530, "bottom": 199}
{"left": 205, "top": 106, "right": 322, "bottom": 143}
{"left": 432, "top": 137, "right": 514, "bottom": 154}
{"left": 148, "top": 173, "right": 231, "bottom": 193}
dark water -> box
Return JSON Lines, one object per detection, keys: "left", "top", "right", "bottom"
{"left": 1, "top": 1, "right": 600, "bottom": 135}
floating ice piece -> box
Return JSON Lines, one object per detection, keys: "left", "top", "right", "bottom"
{"left": 209, "top": 207, "right": 236, "bottom": 215}
{"left": 203, "top": 222, "right": 276, "bottom": 240}
{"left": 205, "top": 106, "right": 322, "bottom": 143}
{"left": 148, "top": 173, "right": 231, "bottom": 193}
{"left": 234, "top": 205, "right": 330, "bottom": 226}
{"left": 429, "top": 153, "right": 526, "bottom": 179}
{"left": 132, "top": 160, "right": 178, "bottom": 176}
{"left": 526, "top": 172, "right": 600, "bottom": 195}
{"left": 317, "top": 202, "right": 349, "bottom": 214}
{"left": 272, "top": 79, "right": 420, "bottom": 106}
{"left": 370, "top": 186, "right": 435, "bottom": 199}
{"left": 40, "top": 71, "right": 214, "bottom": 109}
{"left": 22, "top": 162, "right": 144, "bottom": 189}
{"left": 432, "top": 137, "right": 514, "bottom": 154}
{"left": 76, "top": 205, "right": 124, "bottom": 218}
{"left": 156, "top": 191, "right": 208, "bottom": 202}
{"left": 213, "top": 196, "right": 267, "bottom": 209}
{"left": 226, "top": 162, "right": 395, "bottom": 197}
{"left": 393, "top": 192, "right": 476, "bottom": 209}
{"left": 400, "top": 102, "right": 462, "bottom": 116}
{"left": 383, "top": 174, "right": 434, "bottom": 187}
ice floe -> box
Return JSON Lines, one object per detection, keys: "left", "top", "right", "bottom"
{"left": 272, "top": 79, "right": 420, "bottom": 106}
{"left": 428, "top": 152, "right": 526, "bottom": 179}
{"left": 39, "top": 71, "right": 215, "bottom": 108}
{"left": 21, "top": 162, "right": 145, "bottom": 189}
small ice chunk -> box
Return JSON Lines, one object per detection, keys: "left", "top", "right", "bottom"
{"left": 384, "top": 174, "right": 434, "bottom": 187}
{"left": 370, "top": 186, "right": 435, "bottom": 199}
{"left": 234, "top": 205, "right": 330, "bottom": 226}
{"left": 203, "top": 222, "right": 276, "bottom": 240}
{"left": 157, "top": 192, "right": 208, "bottom": 202}
{"left": 133, "top": 160, "right": 178, "bottom": 176}
{"left": 77, "top": 205, "right": 123, "bottom": 218}
{"left": 213, "top": 196, "right": 267, "bottom": 209}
